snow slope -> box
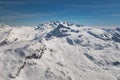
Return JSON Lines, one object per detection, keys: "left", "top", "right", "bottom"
{"left": 0, "top": 21, "right": 120, "bottom": 80}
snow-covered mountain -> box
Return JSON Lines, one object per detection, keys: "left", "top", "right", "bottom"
{"left": 0, "top": 21, "right": 120, "bottom": 80}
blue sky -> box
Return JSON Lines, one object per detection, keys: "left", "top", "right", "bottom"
{"left": 0, "top": 0, "right": 120, "bottom": 26}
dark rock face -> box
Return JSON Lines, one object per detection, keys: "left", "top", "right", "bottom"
{"left": 104, "top": 27, "right": 120, "bottom": 42}
{"left": 87, "top": 31, "right": 111, "bottom": 41}
{"left": 112, "top": 33, "right": 120, "bottom": 42}
{"left": 112, "top": 61, "right": 120, "bottom": 66}
{"left": 9, "top": 44, "right": 46, "bottom": 79}
{"left": 0, "top": 39, "right": 10, "bottom": 46}
{"left": 66, "top": 38, "right": 74, "bottom": 45}
{"left": 46, "top": 24, "right": 70, "bottom": 39}
{"left": 115, "top": 27, "right": 120, "bottom": 32}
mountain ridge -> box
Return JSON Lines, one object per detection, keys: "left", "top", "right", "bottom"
{"left": 0, "top": 21, "right": 120, "bottom": 80}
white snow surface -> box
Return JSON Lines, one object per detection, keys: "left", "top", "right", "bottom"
{"left": 0, "top": 21, "right": 120, "bottom": 80}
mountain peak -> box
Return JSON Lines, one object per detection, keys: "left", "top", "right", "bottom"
{"left": 36, "top": 21, "right": 83, "bottom": 30}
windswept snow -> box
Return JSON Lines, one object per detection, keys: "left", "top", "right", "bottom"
{"left": 0, "top": 21, "right": 120, "bottom": 80}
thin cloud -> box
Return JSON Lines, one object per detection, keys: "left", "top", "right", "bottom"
{"left": 108, "top": 14, "right": 120, "bottom": 17}
{"left": 0, "top": 1, "right": 25, "bottom": 5}
{"left": 0, "top": 13, "right": 46, "bottom": 20}
{"left": 66, "top": 4, "right": 120, "bottom": 8}
{"left": 0, "top": 10, "right": 67, "bottom": 20}
{"left": 78, "top": 14, "right": 120, "bottom": 17}
{"left": 0, "top": 0, "right": 50, "bottom": 5}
